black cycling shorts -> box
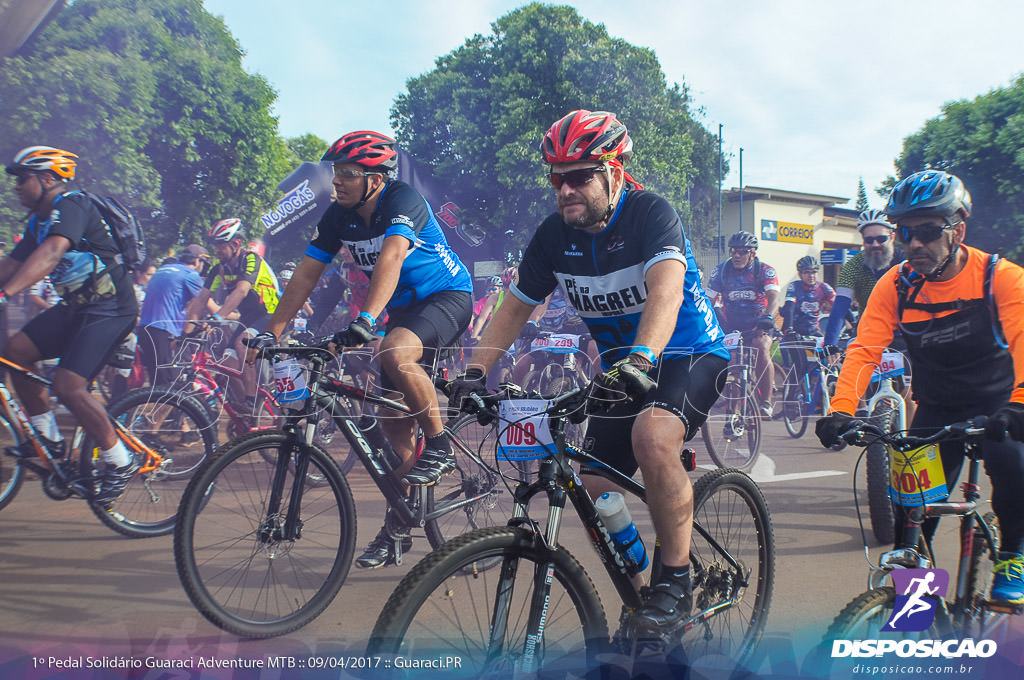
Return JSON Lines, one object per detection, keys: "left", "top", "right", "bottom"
{"left": 228, "top": 313, "right": 272, "bottom": 346}
{"left": 379, "top": 290, "right": 472, "bottom": 392}
{"left": 580, "top": 353, "right": 728, "bottom": 477}
{"left": 22, "top": 305, "right": 136, "bottom": 381}
{"left": 136, "top": 325, "right": 176, "bottom": 387}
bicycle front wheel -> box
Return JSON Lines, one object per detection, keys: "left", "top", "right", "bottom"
{"left": 83, "top": 387, "right": 216, "bottom": 538}
{"left": 174, "top": 430, "right": 356, "bottom": 638}
{"left": 701, "top": 372, "right": 761, "bottom": 472}
{"left": 679, "top": 468, "right": 775, "bottom": 665}
{"left": 781, "top": 366, "right": 808, "bottom": 438}
{"left": 865, "top": 400, "right": 898, "bottom": 545}
{"left": 368, "top": 525, "right": 608, "bottom": 676}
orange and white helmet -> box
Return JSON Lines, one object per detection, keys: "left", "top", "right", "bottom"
{"left": 5, "top": 146, "right": 78, "bottom": 181}
{"left": 208, "top": 218, "right": 244, "bottom": 242}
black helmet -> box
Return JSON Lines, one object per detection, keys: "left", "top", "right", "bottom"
{"left": 728, "top": 231, "right": 757, "bottom": 249}
{"left": 796, "top": 256, "right": 818, "bottom": 271}
{"left": 885, "top": 170, "right": 972, "bottom": 221}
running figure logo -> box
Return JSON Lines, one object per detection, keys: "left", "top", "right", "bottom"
{"left": 884, "top": 568, "right": 950, "bottom": 632}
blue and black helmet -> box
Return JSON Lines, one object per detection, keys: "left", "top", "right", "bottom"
{"left": 885, "top": 170, "right": 972, "bottom": 221}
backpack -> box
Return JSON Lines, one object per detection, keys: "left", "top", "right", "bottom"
{"left": 83, "top": 191, "right": 147, "bottom": 270}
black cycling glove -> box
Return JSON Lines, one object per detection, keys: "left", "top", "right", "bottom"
{"left": 815, "top": 411, "right": 854, "bottom": 448}
{"left": 985, "top": 402, "right": 1024, "bottom": 442}
{"left": 448, "top": 368, "right": 488, "bottom": 418}
{"left": 332, "top": 316, "right": 377, "bottom": 348}
{"left": 592, "top": 354, "right": 657, "bottom": 406}
{"left": 245, "top": 330, "right": 277, "bottom": 351}
{"left": 755, "top": 315, "right": 776, "bottom": 332}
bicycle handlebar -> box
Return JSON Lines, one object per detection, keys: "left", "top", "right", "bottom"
{"left": 838, "top": 416, "right": 988, "bottom": 449}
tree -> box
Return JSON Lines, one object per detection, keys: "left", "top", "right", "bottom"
{"left": 0, "top": 0, "right": 292, "bottom": 256}
{"left": 855, "top": 177, "right": 869, "bottom": 212}
{"left": 390, "top": 3, "right": 725, "bottom": 255}
{"left": 287, "top": 134, "right": 329, "bottom": 164}
{"left": 892, "top": 75, "right": 1024, "bottom": 262}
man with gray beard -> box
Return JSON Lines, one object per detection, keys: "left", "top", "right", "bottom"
{"left": 823, "top": 209, "right": 904, "bottom": 346}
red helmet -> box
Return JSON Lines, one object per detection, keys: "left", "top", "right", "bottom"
{"left": 322, "top": 131, "right": 398, "bottom": 171}
{"left": 540, "top": 110, "right": 633, "bottom": 165}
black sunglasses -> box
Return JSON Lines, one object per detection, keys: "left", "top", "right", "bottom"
{"left": 897, "top": 221, "right": 957, "bottom": 245}
{"left": 549, "top": 166, "right": 604, "bottom": 190}
{"left": 862, "top": 234, "right": 891, "bottom": 245}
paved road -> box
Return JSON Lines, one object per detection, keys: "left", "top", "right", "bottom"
{"left": 0, "top": 417, "right": 1020, "bottom": 679}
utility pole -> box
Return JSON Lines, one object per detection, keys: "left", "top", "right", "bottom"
{"left": 717, "top": 123, "right": 723, "bottom": 261}
{"left": 739, "top": 147, "right": 744, "bottom": 233}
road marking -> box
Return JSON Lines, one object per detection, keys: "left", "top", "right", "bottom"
{"left": 699, "top": 454, "right": 846, "bottom": 484}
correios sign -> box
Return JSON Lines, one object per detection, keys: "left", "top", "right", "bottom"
{"left": 261, "top": 162, "right": 334, "bottom": 244}
{"left": 761, "top": 219, "right": 814, "bottom": 244}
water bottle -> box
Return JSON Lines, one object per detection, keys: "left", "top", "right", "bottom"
{"left": 594, "top": 491, "right": 649, "bottom": 573}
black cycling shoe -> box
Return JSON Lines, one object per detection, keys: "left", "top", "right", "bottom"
{"left": 94, "top": 456, "right": 140, "bottom": 504}
{"left": 4, "top": 436, "right": 65, "bottom": 460}
{"left": 633, "top": 578, "right": 693, "bottom": 630}
{"left": 402, "top": 448, "right": 456, "bottom": 486}
{"left": 355, "top": 527, "right": 414, "bottom": 569}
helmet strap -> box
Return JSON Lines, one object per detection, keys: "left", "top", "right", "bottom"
{"left": 925, "top": 234, "right": 960, "bottom": 281}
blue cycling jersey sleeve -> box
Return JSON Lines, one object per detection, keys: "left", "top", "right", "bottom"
{"left": 307, "top": 181, "right": 471, "bottom": 308}
{"left": 824, "top": 293, "right": 852, "bottom": 345}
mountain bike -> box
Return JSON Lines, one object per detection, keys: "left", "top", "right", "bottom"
{"left": 700, "top": 330, "right": 762, "bottom": 471}
{"left": 811, "top": 418, "right": 1021, "bottom": 674}
{"left": 367, "top": 380, "right": 775, "bottom": 675}
{"left": 778, "top": 333, "right": 841, "bottom": 440}
{"left": 0, "top": 357, "right": 216, "bottom": 537}
{"left": 173, "top": 338, "right": 514, "bottom": 638}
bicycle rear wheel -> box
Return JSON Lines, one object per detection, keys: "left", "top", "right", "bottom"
{"left": 174, "top": 430, "right": 356, "bottom": 638}
{"left": 701, "top": 372, "right": 761, "bottom": 472}
{"left": 677, "top": 468, "right": 774, "bottom": 665}
{"left": 83, "top": 387, "right": 216, "bottom": 538}
{"left": 367, "top": 525, "right": 608, "bottom": 676}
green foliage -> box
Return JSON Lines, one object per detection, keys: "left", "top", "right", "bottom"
{"left": 0, "top": 0, "right": 292, "bottom": 257}
{"left": 286, "top": 134, "right": 329, "bottom": 164}
{"left": 893, "top": 75, "right": 1024, "bottom": 262}
{"left": 390, "top": 3, "right": 724, "bottom": 253}
{"left": 855, "top": 177, "right": 869, "bottom": 212}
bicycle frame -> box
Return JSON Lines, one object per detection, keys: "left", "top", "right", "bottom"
{"left": 0, "top": 356, "right": 162, "bottom": 495}
{"left": 492, "top": 395, "right": 749, "bottom": 658}
{"left": 865, "top": 376, "right": 906, "bottom": 432}
{"left": 255, "top": 346, "right": 498, "bottom": 541}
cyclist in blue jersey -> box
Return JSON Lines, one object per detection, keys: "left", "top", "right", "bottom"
{"left": 781, "top": 256, "right": 835, "bottom": 338}
{"left": 247, "top": 130, "right": 473, "bottom": 568}
{"left": 449, "top": 110, "right": 729, "bottom": 631}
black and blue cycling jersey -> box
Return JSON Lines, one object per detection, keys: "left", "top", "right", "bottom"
{"left": 305, "top": 180, "right": 472, "bottom": 308}
{"left": 513, "top": 189, "right": 729, "bottom": 367}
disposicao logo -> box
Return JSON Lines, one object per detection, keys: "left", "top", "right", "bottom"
{"left": 885, "top": 568, "right": 948, "bottom": 632}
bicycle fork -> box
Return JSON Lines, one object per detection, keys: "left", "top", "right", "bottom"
{"left": 259, "top": 424, "right": 315, "bottom": 552}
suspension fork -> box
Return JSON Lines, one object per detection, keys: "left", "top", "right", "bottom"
{"left": 263, "top": 424, "right": 313, "bottom": 541}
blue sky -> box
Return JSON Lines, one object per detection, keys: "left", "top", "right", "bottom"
{"left": 203, "top": 0, "right": 1024, "bottom": 207}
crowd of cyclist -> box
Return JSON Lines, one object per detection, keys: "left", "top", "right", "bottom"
{"left": 4, "top": 111, "right": 1024, "bottom": 631}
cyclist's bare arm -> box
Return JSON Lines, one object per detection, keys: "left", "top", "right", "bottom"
{"left": 0, "top": 235, "right": 69, "bottom": 296}
{"left": 527, "top": 293, "right": 552, "bottom": 324}
{"left": 360, "top": 234, "right": 408, "bottom": 320}
{"left": 472, "top": 293, "right": 536, "bottom": 373}
{"left": 246, "top": 255, "right": 327, "bottom": 364}
{"left": 764, "top": 288, "right": 781, "bottom": 317}
{"left": 631, "top": 259, "right": 686, "bottom": 355}
{"left": 0, "top": 256, "right": 20, "bottom": 288}
{"left": 470, "top": 290, "right": 500, "bottom": 338}
{"left": 217, "top": 279, "right": 252, "bottom": 320}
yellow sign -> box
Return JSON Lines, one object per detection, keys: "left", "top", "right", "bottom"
{"left": 777, "top": 221, "right": 814, "bottom": 244}
{"left": 888, "top": 444, "right": 948, "bottom": 506}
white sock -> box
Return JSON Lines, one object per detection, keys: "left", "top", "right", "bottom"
{"left": 102, "top": 440, "right": 133, "bottom": 467}
{"left": 29, "top": 412, "right": 63, "bottom": 442}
